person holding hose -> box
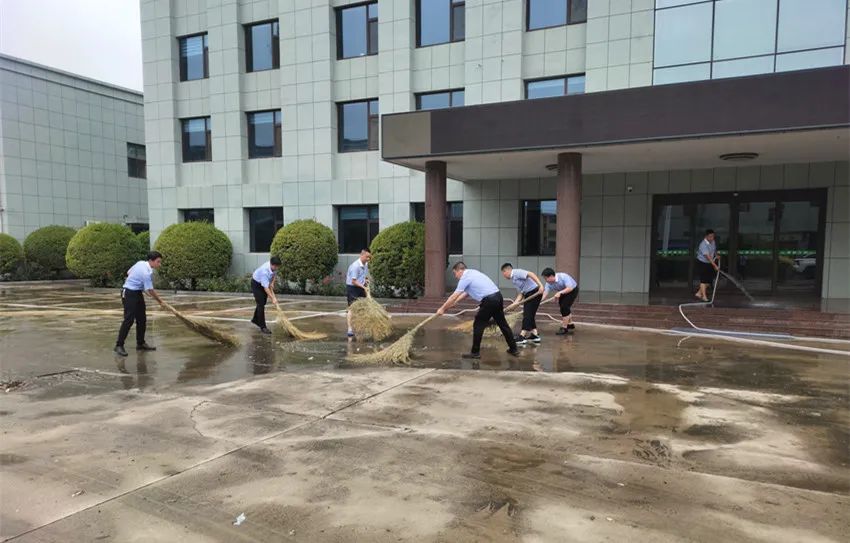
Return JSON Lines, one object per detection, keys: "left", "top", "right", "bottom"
{"left": 695, "top": 229, "right": 720, "bottom": 302}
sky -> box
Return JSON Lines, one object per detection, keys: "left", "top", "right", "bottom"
{"left": 0, "top": 0, "right": 143, "bottom": 91}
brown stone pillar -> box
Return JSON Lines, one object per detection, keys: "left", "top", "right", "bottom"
{"left": 556, "top": 152, "right": 582, "bottom": 280}
{"left": 424, "top": 160, "right": 447, "bottom": 298}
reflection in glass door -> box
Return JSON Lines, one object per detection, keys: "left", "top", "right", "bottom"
{"left": 654, "top": 204, "right": 691, "bottom": 289}
{"left": 736, "top": 201, "right": 776, "bottom": 294}
{"left": 777, "top": 200, "right": 822, "bottom": 294}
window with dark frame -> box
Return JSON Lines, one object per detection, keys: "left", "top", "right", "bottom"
{"left": 417, "top": 0, "right": 465, "bottom": 47}
{"left": 181, "top": 208, "right": 215, "bottom": 223}
{"left": 525, "top": 74, "right": 586, "bottom": 99}
{"left": 181, "top": 117, "right": 212, "bottom": 162}
{"left": 245, "top": 20, "right": 280, "bottom": 72}
{"left": 248, "top": 207, "right": 284, "bottom": 253}
{"left": 338, "top": 99, "right": 379, "bottom": 152}
{"left": 527, "top": 0, "right": 587, "bottom": 30}
{"left": 411, "top": 201, "right": 464, "bottom": 254}
{"left": 247, "top": 110, "right": 282, "bottom": 158}
{"left": 415, "top": 89, "right": 465, "bottom": 110}
{"left": 178, "top": 33, "right": 208, "bottom": 81}
{"left": 338, "top": 205, "right": 379, "bottom": 253}
{"left": 127, "top": 143, "right": 146, "bottom": 179}
{"left": 520, "top": 200, "right": 557, "bottom": 256}
{"left": 337, "top": 2, "right": 379, "bottom": 59}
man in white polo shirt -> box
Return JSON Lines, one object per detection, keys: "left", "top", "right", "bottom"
{"left": 114, "top": 251, "right": 164, "bottom": 357}
{"left": 541, "top": 267, "right": 579, "bottom": 335}
{"left": 500, "top": 262, "right": 544, "bottom": 345}
{"left": 437, "top": 262, "right": 519, "bottom": 359}
{"left": 345, "top": 249, "right": 371, "bottom": 338}
{"left": 250, "top": 256, "right": 281, "bottom": 334}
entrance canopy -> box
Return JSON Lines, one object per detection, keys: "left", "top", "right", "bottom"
{"left": 382, "top": 66, "right": 850, "bottom": 180}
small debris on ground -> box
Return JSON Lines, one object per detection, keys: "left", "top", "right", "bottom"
{"left": 233, "top": 513, "right": 246, "bottom": 526}
{"left": 606, "top": 517, "right": 614, "bottom": 522}
{"left": 71, "top": 490, "right": 85, "bottom": 497}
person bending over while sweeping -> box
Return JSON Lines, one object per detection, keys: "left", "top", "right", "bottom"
{"left": 500, "top": 263, "right": 544, "bottom": 345}
{"left": 541, "top": 268, "right": 579, "bottom": 335}
{"left": 251, "top": 256, "right": 281, "bottom": 334}
{"left": 436, "top": 262, "right": 519, "bottom": 360}
{"left": 345, "top": 249, "right": 371, "bottom": 338}
{"left": 114, "top": 251, "right": 164, "bottom": 357}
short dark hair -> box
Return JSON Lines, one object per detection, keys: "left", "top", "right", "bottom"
{"left": 500, "top": 262, "right": 513, "bottom": 271}
{"left": 705, "top": 229, "right": 715, "bottom": 236}
{"left": 147, "top": 251, "right": 162, "bottom": 261}
{"left": 270, "top": 256, "right": 282, "bottom": 266}
{"left": 541, "top": 267, "right": 555, "bottom": 277}
{"left": 361, "top": 248, "right": 371, "bottom": 254}
{"left": 452, "top": 261, "right": 467, "bottom": 272}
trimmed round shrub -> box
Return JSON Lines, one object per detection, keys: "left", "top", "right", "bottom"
{"left": 137, "top": 231, "right": 151, "bottom": 252}
{"left": 154, "top": 222, "right": 232, "bottom": 288}
{"left": 66, "top": 224, "right": 141, "bottom": 286}
{"left": 270, "top": 219, "right": 337, "bottom": 291}
{"left": 369, "top": 221, "right": 425, "bottom": 298}
{"left": 23, "top": 225, "right": 77, "bottom": 273}
{"left": 0, "top": 233, "right": 24, "bottom": 276}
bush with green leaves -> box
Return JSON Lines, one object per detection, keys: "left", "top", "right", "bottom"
{"left": 0, "top": 233, "right": 24, "bottom": 277}
{"left": 270, "top": 219, "right": 337, "bottom": 291}
{"left": 137, "top": 230, "right": 151, "bottom": 254}
{"left": 66, "top": 224, "right": 142, "bottom": 286}
{"left": 368, "top": 221, "right": 425, "bottom": 298}
{"left": 23, "top": 225, "right": 77, "bottom": 274}
{"left": 154, "top": 221, "right": 232, "bottom": 289}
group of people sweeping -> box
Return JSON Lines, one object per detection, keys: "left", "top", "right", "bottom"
{"left": 113, "top": 249, "right": 579, "bottom": 364}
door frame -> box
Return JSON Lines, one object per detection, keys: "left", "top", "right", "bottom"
{"left": 650, "top": 188, "right": 827, "bottom": 296}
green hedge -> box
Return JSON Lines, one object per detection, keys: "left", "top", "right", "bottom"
{"left": 270, "top": 219, "right": 337, "bottom": 291}
{"left": 24, "top": 225, "right": 77, "bottom": 273}
{"left": 0, "top": 233, "right": 24, "bottom": 276}
{"left": 66, "top": 224, "right": 141, "bottom": 286}
{"left": 154, "top": 222, "right": 232, "bottom": 288}
{"left": 369, "top": 221, "right": 425, "bottom": 298}
{"left": 137, "top": 231, "right": 151, "bottom": 255}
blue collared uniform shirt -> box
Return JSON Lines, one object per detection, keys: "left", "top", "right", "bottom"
{"left": 454, "top": 269, "right": 500, "bottom": 302}
{"left": 252, "top": 261, "right": 276, "bottom": 288}
{"left": 123, "top": 261, "right": 154, "bottom": 291}
{"left": 346, "top": 259, "right": 368, "bottom": 286}
{"left": 510, "top": 268, "right": 538, "bottom": 293}
{"left": 697, "top": 239, "right": 716, "bottom": 263}
{"left": 545, "top": 272, "right": 578, "bottom": 293}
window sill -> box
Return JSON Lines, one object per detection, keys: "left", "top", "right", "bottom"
{"left": 526, "top": 20, "right": 586, "bottom": 32}
{"left": 248, "top": 155, "right": 283, "bottom": 160}
{"left": 416, "top": 39, "right": 465, "bottom": 49}
{"left": 337, "top": 148, "right": 379, "bottom": 154}
{"left": 179, "top": 76, "right": 209, "bottom": 82}
{"left": 182, "top": 159, "right": 213, "bottom": 163}
{"left": 246, "top": 67, "right": 279, "bottom": 73}
{"left": 337, "top": 52, "right": 379, "bottom": 61}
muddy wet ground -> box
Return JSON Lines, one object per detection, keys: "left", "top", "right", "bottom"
{"left": 0, "top": 284, "right": 848, "bottom": 541}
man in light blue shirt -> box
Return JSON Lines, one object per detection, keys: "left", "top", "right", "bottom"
{"left": 345, "top": 249, "right": 371, "bottom": 338}
{"left": 437, "top": 262, "right": 518, "bottom": 359}
{"left": 114, "top": 251, "right": 164, "bottom": 357}
{"left": 251, "top": 256, "right": 281, "bottom": 334}
{"left": 695, "top": 229, "right": 720, "bottom": 302}
{"left": 541, "top": 268, "right": 579, "bottom": 335}
{"left": 500, "top": 263, "right": 544, "bottom": 345}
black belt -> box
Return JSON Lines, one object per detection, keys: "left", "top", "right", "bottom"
{"left": 122, "top": 288, "right": 142, "bottom": 293}
{"left": 523, "top": 287, "right": 539, "bottom": 297}
{"left": 481, "top": 292, "right": 502, "bottom": 302}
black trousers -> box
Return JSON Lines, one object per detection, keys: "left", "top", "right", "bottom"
{"left": 251, "top": 279, "right": 268, "bottom": 329}
{"left": 472, "top": 293, "right": 518, "bottom": 354}
{"left": 558, "top": 287, "right": 579, "bottom": 317}
{"left": 521, "top": 287, "right": 541, "bottom": 331}
{"left": 116, "top": 289, "right": 146, "bottom": 347}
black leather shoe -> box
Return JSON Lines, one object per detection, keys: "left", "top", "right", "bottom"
{"left": 260, "top": 327, "right": 272, "bottom": 334}
{"left": 506, "top": 349, "right": 520, "bottom": 357}
{"left": 136, "top": 343, "right": 156, "bottom": 351}
{"left": 114, "top": 345, "right": 128, "bottom": 357}
{"left": 461, "top": 352, "right": 481, "bottom": 360}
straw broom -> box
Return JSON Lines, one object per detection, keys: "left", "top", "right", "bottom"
{"left": 158, "top": 300, "right": 240, "bottom": 346}
{"left": 450, "top": 290, "right": 543, "bottom": 335}
{"left": 273, "top": 302, "right": 327, "bottom": 340}
{"left": 348, "top": 313, "right": 439, "bottom": 366}
{"left": 349, "top": 286, "right": 393, "bottom": 341}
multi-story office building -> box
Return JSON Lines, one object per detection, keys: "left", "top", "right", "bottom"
{"left": 140, "top": 0, "right": 849, "bottom": 301}
{"left": 0, "top": 54, "right": 148, "bottom": 240}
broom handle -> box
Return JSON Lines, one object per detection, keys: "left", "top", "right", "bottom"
{"left": 504, "top": 290, "right": 543, "bottom": 312}
{"left": 411, "top": 313, "right": 440, "bottom": 333}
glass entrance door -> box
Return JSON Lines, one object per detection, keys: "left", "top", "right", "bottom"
{"left": 735, "top": 201, "right": 776, "bottom": 294}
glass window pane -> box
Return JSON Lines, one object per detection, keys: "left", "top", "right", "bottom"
{"left": 182, "top": 209, "right": 215, "bottom": 223}
{"left": 777, "top": 0, "right": 845, "bottom": 52}
{"left": 412, "top": 203, "right": 425, "bottom": 222}
{"left": 653, "top": 63, "right": 711, "bottom": 85}
{"left": 418, "top": 92, "right": 452, "bottom": 110}
{"left": 451, "top": 90, "right": 464, "bottom": 106}
{"left": 713, "top": 0, "right": 777, "bottom": 60}
{"left": 566, "top": 74, "right": 585, "bottom": 94}
{"left": 529, "top": 0, "right": 567, "bottom": 30}
{"left": 420, "top": 0, "right": 450, "bottom": 46}
{"left": 451, "top": 2, "right": 465, "bottom": 41}
{"left": 653, "top": 3, "right": 713, "bottom": 67}
{"left": 712, "top": 55, "right": 774, "bottom": 79}
{"left": 340, "top": 101, "right": 368, "bottom": 151}
{"left": 249, "top": 208, "right": 283, "bottom": 252}
{"left": 775, "top": 47, "right": 845, "bottom": 72}
{"left": 249, "top": 111, "right": 280, "bottom": 158}
{"left": 527, "top": 78, "right": 565, "bottom": 99}
{"left": 368, "top": 19, "right": 379, "bottom": 54}
{"left": 248, "top": 23, "right": 275, "bottom": 71}
{"left": 182, "top": 118, "right": 210, "bottom": 162}
{"left": 340, "top": 5, "right": 368, "bottom": 58}
{"left": 568, "top": 0, "right": 587, "bottom": 23}
{"left": 180, "top": 35, "right": 207, "bottom": 80}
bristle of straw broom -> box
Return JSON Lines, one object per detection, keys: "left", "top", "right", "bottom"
{"left": 348, "top": 313, "right": 438, "bottom": 366}
{"left": 274, "top": 303, "right": 327, "bottom": 340}
{"left": 349, "top": 290, "right": 392, "bottom": 341}
{"left": 159, "top": 300, "right": 240, "bottom": 346}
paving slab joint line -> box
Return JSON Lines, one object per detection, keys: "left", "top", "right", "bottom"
{"left": 3, "top": 368, "right": 437, "bottom": 541}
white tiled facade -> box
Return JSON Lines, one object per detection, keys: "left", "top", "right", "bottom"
{"left": 0, "top": 54, "right": 148, "bottom": 241}
{"left": 140, "top": 0, "right": 849, "bottom": 297}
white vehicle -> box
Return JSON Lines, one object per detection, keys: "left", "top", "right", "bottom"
{"left": 792, "top": 253, "right": 817, "bottom": 274}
